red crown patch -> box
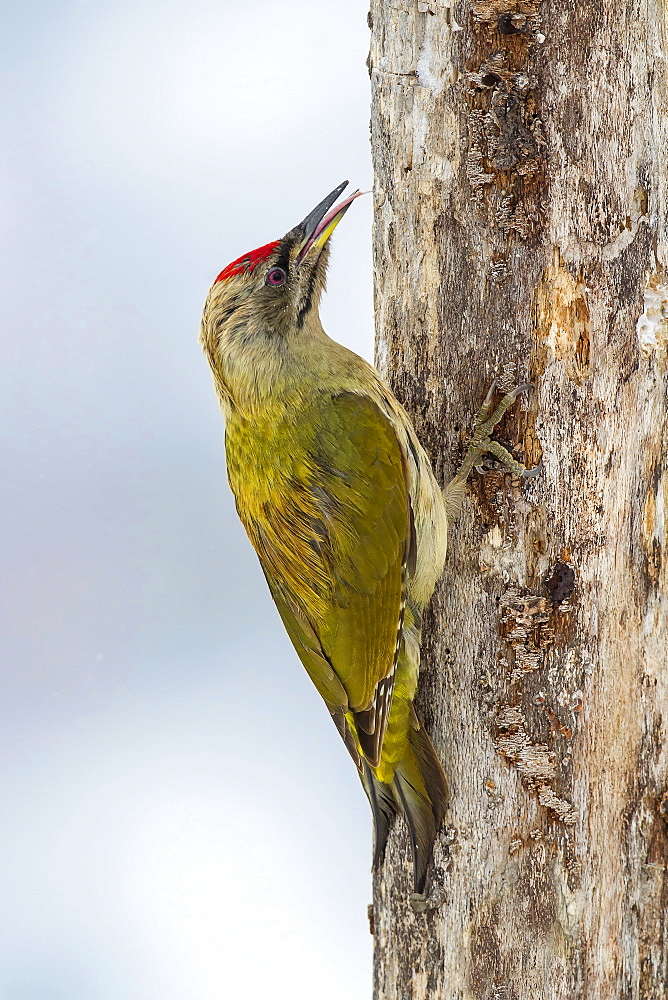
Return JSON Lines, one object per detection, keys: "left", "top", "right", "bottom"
{"left": 214, "top": 240, "right": 280, "bottom": 283}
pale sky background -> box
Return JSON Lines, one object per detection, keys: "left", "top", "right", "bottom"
{"left": 0, "top": 1, "right": 376, "bottom": 996}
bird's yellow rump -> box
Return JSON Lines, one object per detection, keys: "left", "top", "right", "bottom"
{"left": 200, "top": 182, "right": 535, "bottom": 896}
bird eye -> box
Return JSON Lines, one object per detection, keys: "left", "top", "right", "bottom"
{"left": 265, "top": 267, "right": 287, "bottom": 287}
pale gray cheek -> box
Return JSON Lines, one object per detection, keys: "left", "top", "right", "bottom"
{"left": 215, "top": 305, "right": 237, "bottom": 330}
{"left": 220, "top": 321, "right": 255, "bottom": 354}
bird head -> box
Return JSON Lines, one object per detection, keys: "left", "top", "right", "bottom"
{"left": 200, "top": 182, "right": 362, "bottom": 410}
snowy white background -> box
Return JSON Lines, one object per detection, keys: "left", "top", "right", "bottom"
{"left": 0, "top": 1, "right": 375, "bottom": 996}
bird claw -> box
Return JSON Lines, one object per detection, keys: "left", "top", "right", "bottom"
{"left": 520, "top": 456, "right": 543, "bottom": 478}
{"left": 481, "top": 377, "right": 498, "bottom": 410}
{"left": 450, "top": 380, "right": 541, "bottom": 487}
{"left": 508, "top": 381, "right": 533, "bottom": 400}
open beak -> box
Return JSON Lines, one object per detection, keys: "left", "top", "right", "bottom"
{"left": 294, "top": 181, "right": 364, "bottom": 264}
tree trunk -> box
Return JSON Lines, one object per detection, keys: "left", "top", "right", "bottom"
{"left": 368, "top": 2, "right": 668, "bottom": 997}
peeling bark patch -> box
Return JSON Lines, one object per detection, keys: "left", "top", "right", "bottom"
{"left": 534, "top": 785, "right": 576, "bottom": 825}
{"left": 495, "top": 705, "right": 554, "bottom": 781}
{"left": 462, "top": 10, "right": 546, "bottom": 286}
{"left": 637, "top": 273, "right": 668, "bottom": 361}
{"left": 466, "top": 109, "right": 496, "bottom": 190}
{"left": 499, "top": 591, "right": 553, "bottom": 680}
{"left": 464, "top": 68, "right": 544, "bottom": 187}
{"left": 494, "top": 591, "right": 577, "bottom": 826}
{"left": 471, "top": 0, "right": 540, "bottom": 22}
{"left": 532, "top": 247, "right": 592, "bottom": 383}
{"left": 495, "top": 705, "right": 577, "bottom": 825}
{"left": 544, "top": 562, "right": 576, "bottom": 605}
{"left": 487, "top": 89, "right": 538, "bottom": 169}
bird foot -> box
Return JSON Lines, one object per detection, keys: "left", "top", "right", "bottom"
{"left": 444, "top": 381, "right": 540, "bottom": 519}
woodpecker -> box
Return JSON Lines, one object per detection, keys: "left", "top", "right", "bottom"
{"left": 200, "top": 182, "right": 535, "bottom": 895}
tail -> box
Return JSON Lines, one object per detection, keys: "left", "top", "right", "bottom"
{"left": 362, "top": 707, "right": 448, "bottom": 894}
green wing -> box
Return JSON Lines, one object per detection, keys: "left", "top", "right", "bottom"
{"left": 237, "top": 390, "right": 414, "bottom": 768}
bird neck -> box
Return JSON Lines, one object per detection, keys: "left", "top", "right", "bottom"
{"left": 215, "top": 311, "right": 337, "bottom": 420}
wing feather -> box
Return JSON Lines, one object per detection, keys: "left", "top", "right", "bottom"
{"left": 229, "top": 390, "right": 414, "bottom": 768}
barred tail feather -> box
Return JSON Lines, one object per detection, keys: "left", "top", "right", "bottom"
{"left": 362, "top": 763, "right": 397, "bottom": 868}
{"left": 362, "top": 708, "right": 448, "bottom": 893}
{"left": 392, "top": 709, "right": 448, "bottom": 893}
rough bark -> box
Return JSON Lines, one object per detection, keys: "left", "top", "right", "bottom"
{"left": 368, "top": 2, "right": 668, "bottom": 997}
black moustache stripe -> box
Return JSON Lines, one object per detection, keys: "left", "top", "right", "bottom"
{"left": 296, "top": 270, "right": 317, "bottom": 329}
